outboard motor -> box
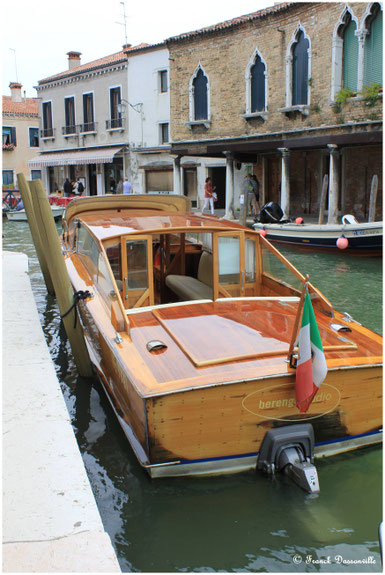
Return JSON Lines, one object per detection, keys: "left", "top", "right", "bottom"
{"left": 257, "top": 424, "right": 320, "bottom": 493}
{"left": 257, "top": 202, "right": 284, "bottom": 224}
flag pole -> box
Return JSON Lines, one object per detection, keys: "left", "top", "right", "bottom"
{"left": 287, "top": 274, "right": 310, "bottom": 361}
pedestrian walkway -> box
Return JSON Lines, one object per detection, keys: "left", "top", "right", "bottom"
{"left": 2, "top": 251, "right": 121, "bottom": 572}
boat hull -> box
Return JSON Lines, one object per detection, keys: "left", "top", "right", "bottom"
{"left": 253, "top": 222, "right": 383, "bottom": 252}
{"left": 6, "top": 207, "right": 65, "bottom": 221}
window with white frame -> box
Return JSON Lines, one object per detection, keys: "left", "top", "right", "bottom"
{"left": 30, "top": 170, "right": 41, "bottom": 181}
{"left": 245, "top": 49, "right": 267, "bottom": 114}
{"left": 159, "top": 70, "right": 168, "bottom": 93}
{"left": 3, "top": 126, "right": 16, "bottom": 147}
{"left": 42, "top": 101, "right": 53, "bottom": 137}
{"left": 82, "top": 93, "right": 95, "bottom": 132}
{"left": 109, "top": 87, "right": 122, "bottom": 128}
{"left": 189, "top": 65, "right": 209, "bottom": 122}
{"left": 29, "top": 127, "right": 39, "bottom": 147}
{"left": 64, "top": 97, "right": 76, "bottom": 134}
{"left": 160, "top": 123, "right": 169, "bottom": 144}
{"left": 363, "top": 3, "right": 383, "bottom": 86}
{"left": 2, "top": 170, "right": 14, "bottom": 186}
{"left": 291, "top": 29, "right": 310, "bottom": 105}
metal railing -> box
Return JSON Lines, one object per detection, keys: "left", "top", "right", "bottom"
{"left": 106, "top": 118, "right": 125, "bottom": 129}
{"left": 62, "top": 125, "right": 77, "bottom": 135}
{"left": 40, "top": 128, "right": 55, "bottom": 138}
{"left": 79, "top": 122, "right": 97, "bottom": 133}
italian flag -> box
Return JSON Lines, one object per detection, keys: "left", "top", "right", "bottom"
{"left": 295, "top": 291, "right": 328, "bottom": 412}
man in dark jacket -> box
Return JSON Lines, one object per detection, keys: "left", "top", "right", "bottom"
{"left": 64, "top": 178, "right": 73, "bottom": 197}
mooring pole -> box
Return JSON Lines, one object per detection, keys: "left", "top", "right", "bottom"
{"left": 317, "top": 174, "right": 329, "bottom": 225}
{"left": 17, "top": 174, "right": 55, "bottom": 295}
{"left": 28, "top": 179, "right": 93, "bottom": 378}
{"left": 368, "top": 175, "right": 378, "bottom": 223}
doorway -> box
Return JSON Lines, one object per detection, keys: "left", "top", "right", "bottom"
{"left": 183, "top": 167, "right": 198, "bottom": 208}
{"left": 88, "top": 164, "right": 97, "bottom": 196}
{"left": 208, "top": 166, "right": 226, "bottom": 209}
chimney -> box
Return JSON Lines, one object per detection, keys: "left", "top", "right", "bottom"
{"left": 9, "top": 82, "right": 23, "bottom": 102}
{"left": 67, "top": 51, "right": 82, "bottom": 69}
{"left": 122, "top": 43, "right": 132, "bottom": 52}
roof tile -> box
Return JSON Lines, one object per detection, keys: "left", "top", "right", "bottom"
{"left": 2, "top": 96, "right": 39, "bottom": 116}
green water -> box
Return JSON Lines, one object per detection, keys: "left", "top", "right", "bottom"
{"left": 3, "top": 221, "right": 382, "bottom": 572}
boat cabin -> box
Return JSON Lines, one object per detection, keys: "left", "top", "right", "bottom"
{"left": 62, "top": 199, "right": 332, "bottom": 335}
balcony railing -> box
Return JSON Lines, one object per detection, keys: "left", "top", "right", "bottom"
{"left": 62, "top": 125, "right": 77, "bottom": 136}
{"left": 40, "top": 128, "right": 55, "bottom": 138}
{"left": 106, "top": 118, "right": 125, "bottom": 130}
{"left": 79, "top": 122, "right": 97, "bottom": 133}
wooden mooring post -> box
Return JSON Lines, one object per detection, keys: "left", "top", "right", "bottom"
{"left": 26, "top": 177, "right": 93, "bottom": 378}
{"left": 17, "top": 174, "right": 55, "bottom": 295}
{"left": 317, "top": 174, "right": 329, "bottom": 225}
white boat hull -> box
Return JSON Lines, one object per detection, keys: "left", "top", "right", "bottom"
{"left": 6, "top": 206, "right": 65, "bottom": 222}
{"left": 253, "top": 221, "right": 382, "bottom": 252}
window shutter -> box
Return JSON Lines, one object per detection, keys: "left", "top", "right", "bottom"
{"left": 363, "top": 10, "right": 383, "bottom": 86}
{"left": 343, "top": 20, "right": 358, "bottom": 91}
{"left": 292, "top": 31, "right": 309, "bottom": 105}
{"left": 11, "top": 127, "right": 17, "bottom": 146}
{"left": 251, "top": 56, "right": 266, "bottom": 112}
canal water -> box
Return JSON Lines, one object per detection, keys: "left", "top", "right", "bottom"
{"left": 3, "top": 219, "right": 382, "bottom": 573}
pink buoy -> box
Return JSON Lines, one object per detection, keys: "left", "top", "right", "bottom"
{"left": 295, "top": 217, "right": 304, "bottom": 224}
{"left": 259, "top": 228, "right": 267, "bottom": 237}
{"left": 337, "top": 235, "right": 349, "bottom": 250}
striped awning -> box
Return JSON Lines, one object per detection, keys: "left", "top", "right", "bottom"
{"left": 28, "top": 146, "right": 124, "bottom": 167}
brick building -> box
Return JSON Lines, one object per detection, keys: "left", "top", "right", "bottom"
{"left": 167, "top": 2, "right": 382, "bottom": 221}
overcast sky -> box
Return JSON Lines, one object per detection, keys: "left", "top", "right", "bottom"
{"left": 2, "top": 0, "right": 279, "bottom": 98}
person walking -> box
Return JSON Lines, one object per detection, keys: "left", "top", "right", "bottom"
{"left": 122, "top": 178, "right": 133, "bottom": 195}
{"left": 202, "top": 177, "right": 216, "bottom": 215}
{"left": 63, "top": 178, "right": 72, "bottom": 197}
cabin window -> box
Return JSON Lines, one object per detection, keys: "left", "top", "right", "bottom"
{"left": 245, "top": 239, "right": 256, "bottom": 282}
{"left": 126, "top": 240, "right": 148, "bottom": 289}
{"left": 105, "top": 243, "right": 122, "bottom": 286}
{"left": 218, "top": 236, "right": 240, "bottom": 284}
{"left": 97, "top": 253, "right": 117, "bottom": 305}
{"left": 77, "top": 224, "right": 99, "bottom": 276}
{"left": 261, "top": 244, "right": 303, "bottom": 295}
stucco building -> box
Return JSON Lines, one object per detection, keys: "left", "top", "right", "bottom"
{"left": 2, "top": 83, "right": 40, "bottom": 190}
{"left": 167, "top": 2, "right": 382, "bottom": 221}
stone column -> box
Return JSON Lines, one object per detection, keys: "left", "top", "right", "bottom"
{"left": 356, "top": 30, "right": 367, "bottom": 92}
{"left": 173, "top": 155, "right": 182, "bottom": 195}
{"left": 278, "top": 148, "right": 290, "bottom": 216}
{"left": 327, "top": 144, "right": 340, "bottom": 224}
{"left": 224, "top": 152, "right": 235, "bottom": 220}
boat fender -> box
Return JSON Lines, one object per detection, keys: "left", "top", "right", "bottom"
{"left": 259, "top": 228, "right": 267, "bottom": 237}
{"left": 337, "top": 234, "right": 349, "bottom": 249}
{"left": 61, "top": 290, "right": 93, "bottom": 328}
{"left": 295, "top": 217, "right": 304, "bottom": 224}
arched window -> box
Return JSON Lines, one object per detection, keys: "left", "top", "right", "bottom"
{"left": 363, "top": 4, "right": 383, "bottom": 85}
{"left": 193, "top": 68, "right": 208, "bottom": 120}
{"left": 342, "top": 16, "right": 359, "bottom": 91}
{"left": 292, "top": 30, "right": 309, "bottom": 105}
{"left": 250, "top": 55, "right": 266, "bottom": 112}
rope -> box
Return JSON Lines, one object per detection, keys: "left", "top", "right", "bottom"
{"left": 61, "top": 290, "right": 92, "bottom": 328}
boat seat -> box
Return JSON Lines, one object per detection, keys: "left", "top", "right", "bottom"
{"left": 166, "top": 251, "right": 213, "bottom": 301}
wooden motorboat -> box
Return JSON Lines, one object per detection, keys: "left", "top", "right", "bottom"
{"left": 252, "top": 217, "right": 383, "bottom": 253}
{"left": 61, "top": 195, "right": 382, "bottom": 482}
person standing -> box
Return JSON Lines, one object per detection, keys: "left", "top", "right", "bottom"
{"left": 202, "top": 177, "right": 216, "bottom": 215}
{"left": 116, "top": 180, "right": 123, "bottom": 194}
{"left": 122, "top": 178, "right": 133, "bottom": 195}
{"left": 252, "top": 174, "right": 260, "bottom": 214}
{"left": 63, "top": 178, "right": 72, "bottom": 197}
